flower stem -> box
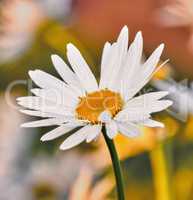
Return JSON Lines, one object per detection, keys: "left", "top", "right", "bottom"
{"left": 102, "top": 126, "right": 125, "bottom": 200}
{"left": 149, "top": 142, "right": 172, "bottom": 200}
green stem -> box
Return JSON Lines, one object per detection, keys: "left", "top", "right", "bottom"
{"left": 102, "top": 126, "right": 125, "bottom": 200}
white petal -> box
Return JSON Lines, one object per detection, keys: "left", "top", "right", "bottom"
{"left": 31, "top": 88, "right": 78, "bottom": 107}
{"left": 125, "top": 91, "right": 169, "bottom": 109}
{"left": 17, "top": 96, "right": 75, "bottom": 116}
{"left": 99, "top": 43, "right": 118, "bottom": 89}
{"left": 100, "top": 42, "right": 111, "bottom": 72}
{"left": 105, "top": 120, "right": 118, "bottom": 139}
{"left": 51, "top": 54, "right": 84, "bottom": 95}
{"left": 99, "top": 42, "right": 111, "bottom": 89}
{"left": 60, "top": 125, "right": 93, "bottom": 150}
{"left": 41, "top": 123, "right": 83, "bottom": 141}
{"left": 98, "top": 110, "right": 112, "bottom": 123}
{"left": 125, "top": 45, "right": 165, "bottom": 99}
{"left": 149, "top": 100, "right": 173, "bottom": 113}
{"left": 100, "top": 26, "right": 129, "bottom": 91}
{"left": 51, "top": 54, "right": 79, "bottom": 85}
{"left": 29, "top": 70, "right": 79, "bottom": 99}
{"left": 141, "top": 44, "right": 164, "bottom": 79}
{"left": 86, "top": 124, "right": 102, "bottom": 143}
{"left": 130, "top": 31, "right": 143, "bottom": 68}
{"left": 120, "top": 100, "right": 172, "bottom": 117}
{"left": 123, "top": 44, "right": 164, "bottom": 101}
{"left": 117, "top": 122, "right": 141, "bottom": 138}
{"left": 21, "top": 118, "right": 66, "bottom": 128}
{"left": 67, "top": 43, "right": 98, "bottom": 92}
{"left": 126, "top": 31, "right": 143, "bottom": 76}
{"left": 17, "top": 96, "right": 51, "bottom": 108}
{"left": 108, "top": 26, "right": 129, "bottom": 91}
{"left": 19, "top": 109, "right": 64, "bottom": 118}
{"left": 115, "top": 109, "right": 150, "bottom": 123}
{"left": 128, "top": 91, "right": 168, "bottom": 103}
{"left": 123, "top": 93, "right": 172, "bottom": 116}
{"left": 120, "top": 31, "right": 143, "bottom": 98}
{"left": 29, "top": 69, "right": 65, "bottom": 90}
{"left": 141, "top": 119, "right": 164, "bottom": 128}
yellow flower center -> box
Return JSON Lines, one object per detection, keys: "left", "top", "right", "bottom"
{"left": 76, "top": 89, "right": 123, "bottom": 124}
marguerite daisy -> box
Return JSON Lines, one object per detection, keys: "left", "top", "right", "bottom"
{"left": 17, "top": 26, "right": 172, "bottom": 150}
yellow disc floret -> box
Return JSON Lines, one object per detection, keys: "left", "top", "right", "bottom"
{"left": 76, "top": 89, "right": 123, "bottom": 124}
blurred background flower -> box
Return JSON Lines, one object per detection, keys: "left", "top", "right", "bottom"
{"left": 0, "top": 0, "right": 72, "bottom": 64}
{"left": 155, "top": 0, "right": 193, "bottom": 52}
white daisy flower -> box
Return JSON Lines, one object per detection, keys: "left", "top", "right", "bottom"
{"left": 17, "top": 26, "right": 172, "bottom": 150}
{"left": 153, "top": 79, "right": 193, "bottom": 119}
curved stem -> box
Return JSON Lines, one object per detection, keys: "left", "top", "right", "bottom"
{"left": 102, "top": 126, "right": 125, "bottom": 200}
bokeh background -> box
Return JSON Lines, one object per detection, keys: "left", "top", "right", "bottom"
{"left": 1, "top": 0, "right": 193, "bottom": 199}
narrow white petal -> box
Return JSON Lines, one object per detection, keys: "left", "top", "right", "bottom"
{"left": 17, "top": 96, "right": 75, "bottom": 116}
{"left": 141, "top": 119, "right": 164, "bottom": 128}
{"left": 99, "top": 25, "right": 129, "bottom": 90}
{"left": 99, "top": 43, "right": 118, "bottom": 89}
{"left": 153, "top": 59, "right": 169, "bottom": 77}
{"left": 125, "top": 31, "right": 143, "bottom": 74}
{"left": 21, "top": 118, "right": 66, "bottom": 128}
{"left": 17, "top": 96, "right": 61, "bottom": 109}
{"left": 31, "top": 88, "right": 58, "bottom": 101}
{"left": 86, "top": 125, "right": 102, "bottom": 143}
{"left": 115, "top": 109, "right": 150, "bottom": 123}
{"left": 119, "top": 100, "right": 172, "bottom": 117}
{"left": 122, "top": 93, "right": 172, "bottom": 116}
{"left": 149, "top": 100, "right": 173, "bottom": 113}
{"left": 67, "top": 43, "right": 98, "bottom": 92}
{"left": 100, "top": 42, "right": 111, "bottom": 73}
{"left": 142, "top": 44, "right": 164, "bottom": 79}
{"left": 132, "top": 31, "right": 143, "bottom": 64}
{"left": 125, "top": 91, "right": 169, "bottom": 108}
{"left": 41, "top": 123, "right": 83, "bottom": 141}
{"left": 105, "top": 120, "right": 118, "bottom": 139}
{"left": 126, "top": 45, "right": 165, "bottom": 98}
{"left": 119, "top": 32, "right": 143, "bottom": 98}
{"left": 117, "top": 122, "right": 141, "bottom": 138}
{"left": 99, "top": 42, "right": 111, "bottom": 89}
{"left": 98, "top": 110, "right": 112, "bottom": 123}
{"left": 17, "top": 96, "right": 50, "bottom": 108}
{"left": 29, "top": 70, "right": 79, "bottom": 99}
{"left": 150, "top": 91, "right": 169, "bottom": 100}
{"left": 60, "top": 125, "right": 93, "bottom": 150}
{"left": 31, "top": 88, "right": 78, "bottom": 107}
{"left": 128, "top": 91, "right": 168, "bottom": 103}
{"left": 29, "top": 70, "right": 65, "bottom": 89}
{"left": 51, "top": 54, "right": 84, "bottom": 95}
{"left": 123, "top": 44, "right": 164, "bottom": 101}
{"left": 51, "top": 54, "right": 79, "bottom": 85}
{"left": 19, "top": 109, "right": 64, "bottom": 118}
{"left": 109, "top": 26, "right": 129, "bottom": 91}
